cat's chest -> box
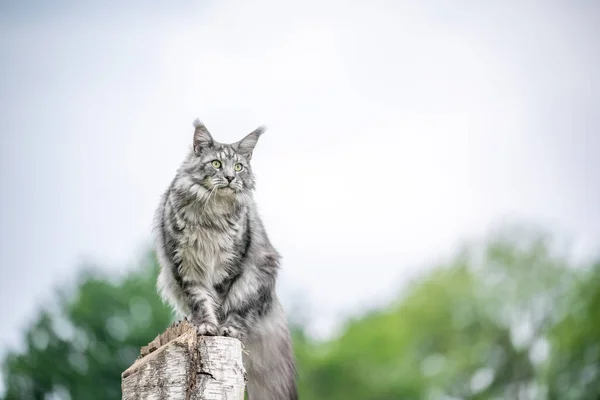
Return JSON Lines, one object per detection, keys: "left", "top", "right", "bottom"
{"left": 176, "top": 217, "right": 242, "bottom": 282}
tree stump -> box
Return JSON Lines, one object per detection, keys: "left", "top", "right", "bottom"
{"left": 121, "top": 320, "right": 246, "bottom": 400}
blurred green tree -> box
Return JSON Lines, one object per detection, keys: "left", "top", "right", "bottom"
{"left": 1, "top": 254, "right": 172, "bottom": 400}
{"left": 546, "top": 260, "right": 600, "bottom": 400}
{"left": 2, "top": 226, "right": 598, "bottom": 400}
{"left": 295, "top": 226, "right": 596, "bottom": 400}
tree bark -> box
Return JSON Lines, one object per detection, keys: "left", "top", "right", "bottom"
{"left": 121, "top": 320, "right": 246, "bottom": 400}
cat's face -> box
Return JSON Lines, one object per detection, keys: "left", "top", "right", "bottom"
{"left": 183, "top": 120, "right": 264, "bottom": 199}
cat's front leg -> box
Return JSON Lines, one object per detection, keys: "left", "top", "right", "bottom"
{"left": 218, "top": 267, "right": 275, "bottom": 339}
{"left": 218, "top": 310, "right": 248, "bottom": 339}
{"left": 184, "top": 282, "right": 220, "bottom": 336}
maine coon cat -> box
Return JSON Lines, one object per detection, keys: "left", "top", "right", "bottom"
{"left": 153, "top": 119, "right": 297, "bottom": 400}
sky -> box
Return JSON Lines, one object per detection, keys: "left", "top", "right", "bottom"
{"left": 1, "top": 0, "right": 599, "bottom": 358}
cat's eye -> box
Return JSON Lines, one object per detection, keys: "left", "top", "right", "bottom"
{"left": 211, "top": 160, "right": 222, "bottom": 169}
{"left": 234, "top": 163, "right": 244, "bottom": 172}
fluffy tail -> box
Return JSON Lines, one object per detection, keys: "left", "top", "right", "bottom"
{"left": 243, "top": 302, "right": 298, "bottom": 400}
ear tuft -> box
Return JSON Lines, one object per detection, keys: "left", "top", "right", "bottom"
{"left": 251, "top": 125, "right": 267, "bottom": 137}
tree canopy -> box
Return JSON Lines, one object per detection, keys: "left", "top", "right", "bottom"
{"left": 2, "top": 227, "right": 599, "bottom": 399}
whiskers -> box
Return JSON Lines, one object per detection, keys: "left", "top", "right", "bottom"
{"left": 201, "top": 185, "right": 219, "bottom": 215}
{"left": 230, "top": 180, "right": 243, "bottom": 192}
{"left": 213, "top": 177, "right": 243, "bottom": 193}
{"left": 199, "top": 177, "right": 247, "bottom": 216}
{"left": 212, "top": 178, "right": 228, "bottom": 188}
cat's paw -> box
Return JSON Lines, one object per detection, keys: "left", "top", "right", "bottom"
{"left": 218, "top": 325, "right": 241, "bottom": 338}
{"left": 194, "top": 322, "right": 218, "bottom": 336}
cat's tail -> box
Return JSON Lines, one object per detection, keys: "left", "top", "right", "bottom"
{"left": 243, "top": 301, "right": 298, "bottom": 400}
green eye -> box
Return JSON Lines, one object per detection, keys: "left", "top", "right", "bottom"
{"left": 211, "top": 160, "right": 222, "bottom": 169}
{"left": 234, "top": 163, "right": 244, "bottom": 172}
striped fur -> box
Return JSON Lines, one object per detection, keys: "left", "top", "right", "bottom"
{"left": 153, "top": 120, "right": 297, "bottom": 400}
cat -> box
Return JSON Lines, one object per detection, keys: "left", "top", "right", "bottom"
{"left": 153, "top": 119, "right": 297, "bottom": 400}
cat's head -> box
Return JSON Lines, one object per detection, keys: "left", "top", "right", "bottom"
{"left": 183, "top": 119, "right": 264, "bottom": 199}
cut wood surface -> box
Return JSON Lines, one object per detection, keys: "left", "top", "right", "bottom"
{"left": 122, "top": 320, "right": 246, "bottom": 400}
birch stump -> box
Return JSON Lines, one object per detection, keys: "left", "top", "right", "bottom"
{"left": 121, "top": 320, "right": 246, "bottom": 400}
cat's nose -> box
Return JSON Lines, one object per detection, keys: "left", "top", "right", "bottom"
{"left": 225, "top": 176, "right": 234, "bottom": 183}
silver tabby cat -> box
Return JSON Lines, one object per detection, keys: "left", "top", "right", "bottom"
{"left": 153, "top": 120, "right": 297, "bottom": 400}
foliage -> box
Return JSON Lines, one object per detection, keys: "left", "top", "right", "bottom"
{"left": 546, "top": 261, "right": 600, "bottom": 400}
{"left": 2, "top": 226, "right": 599, "bottom": 400}
{"left": 1, "top": 254, "right": 172, "bottom": 400}
{"left": 295, "top": 227, "right": 581, "bottom": 400}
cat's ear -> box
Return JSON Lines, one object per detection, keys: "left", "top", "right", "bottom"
{"left": 193, "top": 119, "right": 214, "bottom": 154}
{"left": 235, "top": 126, "right": 265, "bottom": 160}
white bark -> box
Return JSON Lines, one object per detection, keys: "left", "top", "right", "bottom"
{"left": 122, "top": 320, "right": 246, "bottom": 400}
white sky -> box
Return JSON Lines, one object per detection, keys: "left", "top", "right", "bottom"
{"left": 1, "top": 0, "right": 599, "bottom": 358}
